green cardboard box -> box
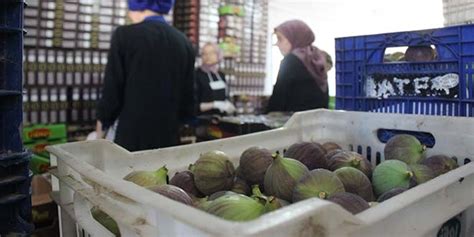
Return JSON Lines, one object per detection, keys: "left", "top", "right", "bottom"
{"left": 24, "top": 138, "right": 68, "bottom": 158}
{"left": 30, "top": 154, "right": 51, "bottom": 175}
{"left": 23, "top": 124, "right": 67, "bottom": 144}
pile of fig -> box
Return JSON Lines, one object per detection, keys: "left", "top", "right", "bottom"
{"left": 93, "top": 134, "right": 461, "bottom": 234}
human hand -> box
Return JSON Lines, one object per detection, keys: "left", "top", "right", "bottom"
{"left": 95, "top": 120, "right": 105, "bottom": 139}
{"left": 213, "top": 100, "right": 236, "bottom": 114}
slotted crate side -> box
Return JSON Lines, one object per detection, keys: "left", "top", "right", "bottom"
{"left": 0, "top": 152, "right": 34, "bottom": 234}
{"left": 1, "top": 0, "right": 25, "bottom": 155}
{"left": 48, "top": 110, "right": 474, "bottom": 237}
{"left": 0, "top": 1, "right": 24, "bottom": 92}
{"left": 0, "top": 1, "right": 34, "bottom": 235}
{"left": 0, "top": 96, "right": 23, "bottom": 155}
{"left": 335, "top": 24, "right": 474, "bottom": 117}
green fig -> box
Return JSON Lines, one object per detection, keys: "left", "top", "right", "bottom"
{"left": 264, "top": 154, "right": 309, "bottom": 202}
{"left": 239, "top": 147, "right": 273, "bottom": 185}
{"left": 292, "top": 169, "right": 345, "bottom": 202}
{"left": 384, "top": 134, "right": 426, "bottom": 164}
{"left": 263, "top": 196, "right": 289, "bottom": 213}
{"left": 322, "top": 142, "right": 342, "bottom": 153}
{"left": 334, "top": 167, "right": 375, "bottom": 202}
{"left": 251, "top": 185, "right": 288, "bottom": 212}
{"left": 372, "top": 160, "right": 413, "bottom": 196}
{"left": 208, "top": 191, "right": 238, "bottom": 201}
{"left": 377, "top": 187, "right": 408, "bottom": 202}
{"left": 192, "top": 151, "right": 235, "bottom": 195}
{"left": 328, "top": 192, "right": 370, "bottom": 215}
{"left": 169, "top": 170, "right": 204, "bottom": 198}
{"left": 205, "top": 194, "right": 265, "bottom": 221}
{"left": 148, "top": 184, "right": 194, "bottom": 206}
{"left": 284, "top": 142, "right": 328, "bottom": 170}
{"left": 231, "top": 177, "right": 251, "bottom": 195}
{"left": 409, "top": 164, "right": 435, "bottom": 185}
{"left": 123, "top": 165, "right": 168, "bottom": 187}
{"left": 420, "top": 155, "right": 459, "bottom": 177}
{"left": 328, "top": 151, "right": 372, "bottom": 178}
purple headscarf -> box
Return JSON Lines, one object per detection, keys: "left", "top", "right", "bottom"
{"left": 275, "top": 20, "right": 328, "bottom": 93}
{"left": 128, "top": 0, "right": 174, "bottom": 14}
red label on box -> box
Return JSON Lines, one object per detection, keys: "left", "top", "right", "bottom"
{"left": 28, "top": 128, "right": 51, "bottom": 139}
{"left": 33, "top": 143, "right": 48, "bottom": 153}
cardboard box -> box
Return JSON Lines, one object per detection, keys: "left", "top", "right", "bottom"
{"left": 31, "top": 175, "right": 59, "bottom": 237}
{"left": 23, "top": 124, "right": 67, "bottom": 143}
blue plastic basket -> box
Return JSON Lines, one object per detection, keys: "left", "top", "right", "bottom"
{"left": 335, "top": 24, "right": 474, "bottom": 117}
{"left": 0, "top": 151, "right": 34, "bottom": 235}
{"left": 0, "top": 1, "right": 32, "bottom": 235}
{"left": 0, "top": 0, "right": 24, "bottom": 91}
{"left": 1, "top": 0, "right": 24, "bottom": 155}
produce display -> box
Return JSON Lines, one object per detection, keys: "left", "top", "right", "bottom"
{"left": 91, "top": 134, "right": 461, "bottom": 235}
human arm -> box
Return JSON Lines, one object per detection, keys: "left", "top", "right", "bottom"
{"left": 96, "top": 28, "right": 126, "bottom": 129}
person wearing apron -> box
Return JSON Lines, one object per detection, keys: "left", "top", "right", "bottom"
{"left": 196, "top": 43, "right": 235, "bottom": 115}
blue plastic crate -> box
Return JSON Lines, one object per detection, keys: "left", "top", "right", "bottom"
{"left": 0, "top": 96, "right": 23, "bottom": 154}
{"left": 1, "top": 0, "right": 24, "bottom": 155}
{"left": 0, "top": 151, "right": 34, "bottom": 235}
{"left": 335, "top": 24, "right": 474, "bottom": 117}
{"left": 0, "top": 0, "right": 24, "bottom": 92}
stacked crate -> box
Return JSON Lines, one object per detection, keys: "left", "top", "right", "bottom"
{"left": 0, "top": 0, "right": 34, "bottom": 234}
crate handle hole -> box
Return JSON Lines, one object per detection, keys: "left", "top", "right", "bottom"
{"left": 377, "top": 129, "right": 435, "bottom": 148}
{"left": 464, "top": 158, "right": 471, "bottom": 165}
{"left": 384, "top": 45, "right": 437, "bottom": 63}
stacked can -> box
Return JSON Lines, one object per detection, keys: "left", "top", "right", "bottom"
{"left": 219, "top": 0, "right": 268, "bottom": 97}
{"left": 23, "top": 0, "right": 128, "bottom": 140}
{"left": 173, "top": 0, "right": 200, "bottom": 46}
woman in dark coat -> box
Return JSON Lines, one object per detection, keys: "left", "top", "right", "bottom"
{"left": 267, "top": 20, "right": 329, "bottom": 113}
{"left": 96, "top": 0, "right": 196, "bottom": 151}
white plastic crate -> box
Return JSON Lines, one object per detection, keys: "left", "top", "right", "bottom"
{"left": 47, "top": 109, "right": 474, "bottom": 237}
{"left": 443, "top": 0, "right": 474, "bottom": 26}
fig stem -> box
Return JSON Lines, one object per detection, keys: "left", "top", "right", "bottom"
{"left": 251, "top": 185, "right": 264, "bottom": 198}
{"left": 421, "top": 145, "right": 427, "bottom": 152}
{"left": 351, "top": 158, "right": 361, "bottom": 167}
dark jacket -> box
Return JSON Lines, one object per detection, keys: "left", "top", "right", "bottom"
{"left": 97, "top": 20, "right": 196, "bottom": 151}
{"left": 267, "top": 54, "right": 328, "bottom": 113}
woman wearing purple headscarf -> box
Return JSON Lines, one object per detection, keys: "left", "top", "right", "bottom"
{"left": 267, "top": 20, "right": 329, "bottom": 112}
{"left": 96, "top": 0, "right": 196, "bottom": 151}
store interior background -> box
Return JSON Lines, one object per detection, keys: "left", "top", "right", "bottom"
{"left": 266, "top": 0, "right": 444, "bottom": 96}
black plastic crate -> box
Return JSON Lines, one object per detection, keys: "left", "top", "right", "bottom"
{"left": 0, "top": 152, "right": 34, "bottom": 235}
